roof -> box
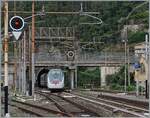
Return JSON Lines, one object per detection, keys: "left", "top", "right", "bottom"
{"left": 134, "top": 42, "right": 145, "bottom": 46}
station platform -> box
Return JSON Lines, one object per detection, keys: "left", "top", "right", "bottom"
{"left": 81, "top": 90, "right": 149, "bottom": 108}
{"left": 99, "top": 92, "right": 148, "bottom": 103}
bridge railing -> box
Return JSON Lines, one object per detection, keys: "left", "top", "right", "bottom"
{"left": 34, "top": 52, "right": 135, "bottom": 63}
{"left": 78, "top": 52, "right": 135, "bottom": 62}
{"left": 35, "top": 27, "right": 75, "bottom": 39}
{"left": 35, "top": 52, "right": 67, "bottom": 62}
{"left": 2, "top": 51, "right": 135, "bottom": 64}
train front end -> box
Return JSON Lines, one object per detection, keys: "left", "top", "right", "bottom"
{"left": 47, "top": 69, "right": 64, "bottom": 90}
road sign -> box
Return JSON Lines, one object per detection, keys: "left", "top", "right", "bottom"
{"left": 134, "top": 62, "right": 141, "bottom": 70}
{"left": 9, "top": 16, "right": 24, "bottom": 40}
{"left": 12, "top": 32, "right": 22, "bottom": 40}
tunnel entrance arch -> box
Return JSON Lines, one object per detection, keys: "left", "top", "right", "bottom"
{"left": 37, "top": 68, "right": 49, "bottom": 87}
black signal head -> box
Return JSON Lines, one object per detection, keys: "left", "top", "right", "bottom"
{"left": 9, "top": 16, "right": 24, "bottom": 31}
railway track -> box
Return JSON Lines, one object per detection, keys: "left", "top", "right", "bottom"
{"left": 35, "top": 91, "right": 74, "bottom": 117}
{"left": 10, "top": 98, "right": 73, "bottom": 117}
{"left": 98, "top": 93, "right": 148, "bottom": 109}
{"left": 67, "top": 91, "right": 148, "bottom": 117}
{"left": 36, "top": 90, "right": 100, "bottom": 117}
{"left": 10, "top": 89, "right": 148, "bottom": 117}
{"left": 10, "top": 100, "right": 52, "bottom": 117}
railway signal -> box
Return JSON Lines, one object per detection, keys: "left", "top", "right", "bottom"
{"left": 9, "top": 16, "right": 25, "bottom": 40}
{"left": 67, "top": 51, "right": 75, "bottom": 58}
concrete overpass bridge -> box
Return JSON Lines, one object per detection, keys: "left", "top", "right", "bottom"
{"left": 1, "top": 27, "right": 136, "bottom": 93}
{"left": 1, "top": 51, "right": 135, "bottom": 90}
{"left": 2, "top": 51, "right": 135, "bottom": 68}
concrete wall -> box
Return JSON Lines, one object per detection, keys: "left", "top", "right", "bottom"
{"left": 100, "top": 67, "right": 120, "bottom": 87}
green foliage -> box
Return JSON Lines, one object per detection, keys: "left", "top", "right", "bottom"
{"left": 3, "top": 1, "right": 148, "bottom": 53}
{"left": 106, "top": 66, "right": 136, "bottom": 91}
{"left": 106, "top": 66, "right": 125, "bottom": 86}
{"left": 128, "top": 31, "right": 146, "bottom": 44}
{"left": 127, "top": 85, "right": 136, "bottom": 91}
{"left": 110, "top": 84, "right": 124, "bottom": 91}
{"left": 130, "top": 11, "right": 148, "bottom": 20}
{"left": 6, "top": 1, "right": 148, "bottom": 42}
{"left": 78, "top": 67, "right": 100, "bottom": 88}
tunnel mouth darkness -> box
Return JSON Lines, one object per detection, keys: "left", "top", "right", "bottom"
{"left": 37, "top": 68, "right": 49, "bottom": 88}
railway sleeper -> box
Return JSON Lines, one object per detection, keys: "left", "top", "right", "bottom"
{"left": 71, "top": 92, "right": 148, "bottom": 114}
{"left": 65, "top": 92, "right": 145, "bottom": 117}
{"left": 35, "top": 91, "right": 73, "bottom": 117}
{"left": 11, "top": 99, "right": 71, "bottom": 117}
{"left": 97, "top": 94, "right": 148, "bottom": 109}
{"left": 10, "top": 103, "right": 48, "bottom": 117}
{"left": 59, "top": 95, "right": 112, "bottom": 117}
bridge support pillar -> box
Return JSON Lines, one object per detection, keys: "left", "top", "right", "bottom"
{"left": 100, "top": 67, "right": 107, "bottom": 87}
{"left": 70, "top": 70, "right": 74, "bottom": 89}
{"left": 75, "top": 67, "right": 78, "bottom": 88}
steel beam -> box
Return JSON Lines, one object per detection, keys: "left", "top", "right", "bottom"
{"left": 3, "top": 11, "right": 100, "bottom": 15}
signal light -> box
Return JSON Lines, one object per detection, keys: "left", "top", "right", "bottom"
{"left": 67, "top": 51, "right": 75, "bottom": 58}
{"left": 9, "top": 16, "right": 24, "bottom": 31}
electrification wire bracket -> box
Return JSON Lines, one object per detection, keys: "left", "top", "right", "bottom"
{"left": 79, "top": 3, "right": 103, "bottom": 25}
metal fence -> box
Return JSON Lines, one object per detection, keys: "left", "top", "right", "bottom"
{"left": 35, "top": 27, "right": 75, "bottom": 39}
{"left": 34, "top": 51, "right": 135, "bottom": 63}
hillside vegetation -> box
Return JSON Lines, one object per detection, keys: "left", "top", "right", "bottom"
{"left": 2, "top": 2, "right": 149, "bottom": 90}
{"left": 2, "top": 1, "right": 148, "bottom": 47}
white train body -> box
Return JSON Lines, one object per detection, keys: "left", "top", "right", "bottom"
{"left": 47, "top": 69, "right": 64, "bottom": 89}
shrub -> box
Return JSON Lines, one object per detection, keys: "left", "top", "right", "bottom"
{"left": 127, "top": 85, "right": 136, "bottom": 91}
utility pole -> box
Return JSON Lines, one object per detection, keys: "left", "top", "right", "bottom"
{"left": 21, "top": 34, "right": 24, "bottom": 94}
{"left": 22, "top": 31, "right": 26, "bottom": 94}
{"left": 0, "top": 1, "right": 1, "bottom": 117}
{"left": 31, "top": 0, "right": 35, "bottom": 96}
{"left": 104, "top": 51, "right": 107, "bottom": 87}
{"left": 18, "top": 41, "right": 21, "bottom": 93}
{"left": 148, "top": 1, "right": 150, "bottom": 117}
{"left": 149, "top": 33, "right": 150, "bottom": 118}
{"left": 13, "top": 0, "right": 17, "bottom": 95}
{"left": 124, "top": 26, "right": 127, "bottom": 93}
{"left": 24, "top": 31, "right": 26, "bottom": 94}
{"left": 13, "top": 41, "right": 17, "bottom": 94}
{"left": 145, "top": 34, "right": 148, "bottom": 99}
{"left": 124, "top": 37, "right": 127, "bottom": 93}
{"left": 4, "top": 0, "right": 9, "bottom": 116}
{"left": 127, "top": 43, "right": 130, "bottom": 86}
{"left": 29, "top": 0, "right": 35, "bottom": 96}
{"left": 29, "top": 26, "right": 32, "bottom": 96}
